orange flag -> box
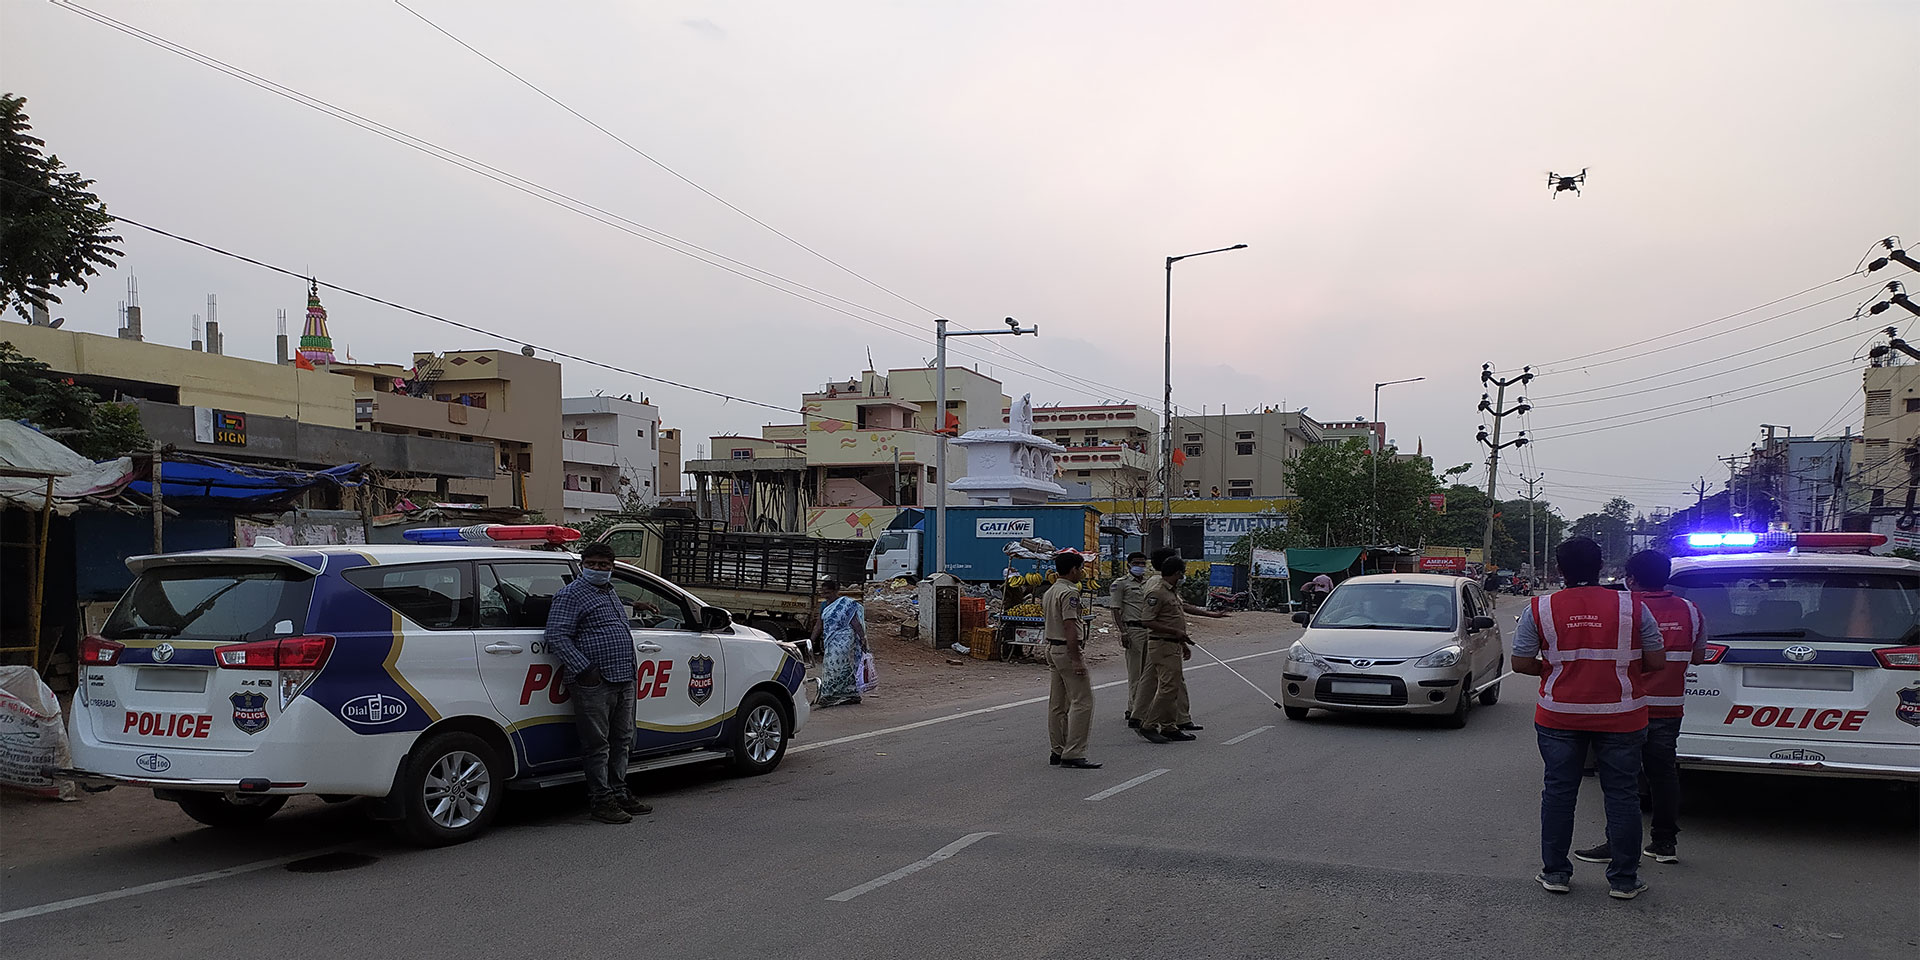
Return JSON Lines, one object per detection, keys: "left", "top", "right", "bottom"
{"left": 1171, "top": 448, "right": 1188, "bottom": 466}
{"left": 294, "top": 355, "right": 316, "bottom": 371}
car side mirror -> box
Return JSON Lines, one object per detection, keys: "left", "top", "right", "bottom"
{"left": 700, "top": 605, "right": 733, "bottom": 632}
{"left": 1471, "top": 615, "right": 1497, "bottom": 631}
{"left": 1291, "top": 611, "right": 1311, "bottom": 625}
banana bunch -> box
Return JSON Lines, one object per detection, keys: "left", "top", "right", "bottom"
{"left": 1007, "top": 602, "right": 1044, "bottom": 617}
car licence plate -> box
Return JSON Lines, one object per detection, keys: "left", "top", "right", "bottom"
{"left": 135, "top": 668, "right": 208, "bottom": 693}
{"left": 1330, "top": 680, "right": 1393, "bottom": 696}
{"left": 1742, "top": 666, "right": 1852, "bottom": 692}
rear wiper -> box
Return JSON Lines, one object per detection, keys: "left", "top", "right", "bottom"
{"left": 115, "top": 625, "right": 181, "bottom": 637}
{"left": 1715, "top": 629, "right": 1807, "bottom": 638}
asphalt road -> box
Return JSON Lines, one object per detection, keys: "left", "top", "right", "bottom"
{"left": 4, "top": 626, "right": 1916, "bottom": 959}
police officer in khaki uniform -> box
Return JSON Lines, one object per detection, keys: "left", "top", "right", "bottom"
{"left": 1110, "top": 552, "right": 1151, "bottom": 727}
{"left": 1145, "top": 549, "right": 1217, "bottom": 732}
{"left": 1043, "top": 552, "right": 1101, "bottom": 769}
{"left": 1137, "top": 553, "right": 1225, "bottom": 742}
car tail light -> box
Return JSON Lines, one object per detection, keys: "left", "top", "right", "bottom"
{"left": 1873, "top": 645, "right": 1920, "bottom": 670}
{"left": 80, "top": 634, "right": 124, "bottom": 666}
{"left": 1696, "top": 642, "right": 1729, "bottom": 665}
{"left": 216, "top": 636, "right": 335, "bottom": 670}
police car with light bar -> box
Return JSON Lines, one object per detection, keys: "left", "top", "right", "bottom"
{"left": 60, "top": 525, "right": 810, "bottom": 844}
{"left": 1667, "top": 531, "right": 1920, "bottom": 781}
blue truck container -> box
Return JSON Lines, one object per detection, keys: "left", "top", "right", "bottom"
{"left": 871, "top": 504, "right": 1102, "bottom": 582}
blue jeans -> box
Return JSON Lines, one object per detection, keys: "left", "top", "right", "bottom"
{"left": 572, "top": 680, "right": 636, "bottom": 806}
{"left": 1538, "top": 723, "right": 1646, "bottom": 889}
{"left": 1645, "top": 717, "right": 1682, "bottom": 847}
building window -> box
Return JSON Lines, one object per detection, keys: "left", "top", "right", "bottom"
{"left": 1865, "top": 390, "right": 1892, "bottom": 417}
{"left": 1183, "top": 480, "right": 1201, "bottom": 497}
{"left": 571, "top": 428, "right": 588, "bottom": 441}
{"left": 1184, "top": 443, "right": 1202, "bottom": 456}
{"left": 731, "top": 448, "right": 753, "bottom": 460}
{"left": 1907, "top": 398, "right": 1920, "bottom": 413}
{"left": 1227, "top": 479, "right": 1253, "bottom": 498}
{"left": 1871, "top": 488, "right": 1886, "bottom": 507}
{"left": 1185, "top": 433, "right": 1202, "bottom": 442}
{"left": 589, "top": 476, "right": 602, "bottom": 492}
{"left": 1236, "top": 431, "right": 1254, "bottom": 440}
{"left": 1235, "top": 442, "right": 1255, "bottom": 455}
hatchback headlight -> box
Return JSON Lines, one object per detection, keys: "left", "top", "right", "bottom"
{"left": 1288, "top": 641, "right": 1329, "bottom": 670}
{"left": 1415, "top": 645, "right": 1462, "bottom": 668}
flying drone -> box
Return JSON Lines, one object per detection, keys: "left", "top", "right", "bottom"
{"left": 1548, "top": 168, "right": 1587, "bottom": 198}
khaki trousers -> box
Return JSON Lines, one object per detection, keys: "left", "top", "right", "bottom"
{"left": 1140, "top": 638, "right": 1188, "bottom": 732}
{"left": 1046, "top": 644, "right": 1094, "bottom": 760}
{"left": 1122, "top": 626, "right": 1150, "bottom": 711}
{"left": 1132, "top": 638, "right": 1191, "bottom": 724}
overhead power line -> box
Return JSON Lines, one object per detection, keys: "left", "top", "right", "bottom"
{"left": 1530, "top": 366, "right": 1861, "bottom": 443}
{"left": 1535, "top": 273, "right": 1864, "bottom": 369}
{"left": 1535, "top": 281, "right": 1883, "bottom": 377}
{"left": 1531, "top": 317, "right": 1868, "bottom": 409}
{"left": 52, "top": 0, "right": 1172, "bottom": 413}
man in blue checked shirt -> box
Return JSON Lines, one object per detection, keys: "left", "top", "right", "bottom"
{"left": 545, "top": 542, "right": 650, "bottom": 824}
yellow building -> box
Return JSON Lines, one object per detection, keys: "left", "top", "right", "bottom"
{"left": 4, "top": 321, "right": 355, "bottom": 427}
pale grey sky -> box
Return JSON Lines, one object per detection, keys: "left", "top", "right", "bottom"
{"left": 4, "top": 0, "right": 1915, "bottom": 516}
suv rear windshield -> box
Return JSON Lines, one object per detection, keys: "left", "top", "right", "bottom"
{"left": 1669, "top": 568, "right": 1920, "bottom": 644}
{"left": 103, "top": 564, "right": 315, "bottom": 640}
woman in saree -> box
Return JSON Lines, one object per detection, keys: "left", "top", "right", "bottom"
{"left": 811, "top": 579, "right": 867, "bottom": 707}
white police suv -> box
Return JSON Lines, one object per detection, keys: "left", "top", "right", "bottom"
{"left": 1669, "top": 532, "right": 1919, "bottom": 781}
{"left": 62, "top": 525, "right": 810, "bottom": 844}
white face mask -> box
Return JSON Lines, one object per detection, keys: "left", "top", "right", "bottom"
{"left": 1129, "top": 565, "right": 1147, "bottom": 577}
{"left": 580, "top": 567, "right": 613, "bottom": 587}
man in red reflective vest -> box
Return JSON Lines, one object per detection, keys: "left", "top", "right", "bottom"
{"left": 1574, "top": 549, "right": 1707, "bottom": 867}
{"left": 1512, "top": 537, "right": 1667, "bottom": 899}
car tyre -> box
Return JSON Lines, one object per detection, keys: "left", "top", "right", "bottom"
{"left": 1282, "top": 705, "right": 1311, "bottom": 721}
{"left": 1477, "top": 675, "right": 1501, "bottom": 706}
{"left": 730, "top": 691, "right": 789, "bottom": 776}
{"left": 396, "top": 731, "right": 503, "bottom": 847}
{"left": 174, "top": 792, "right": 288, "bottom": 828}
{"left": 1444, "top": 673, "right": 1472, "bottom": 729}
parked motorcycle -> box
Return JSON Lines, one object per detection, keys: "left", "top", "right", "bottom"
{"left": 1207, "top": 586, "right": 1251, "bottom": 611}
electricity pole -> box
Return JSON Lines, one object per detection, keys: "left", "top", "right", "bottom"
{"left": 1690, "top": 477, "right": 1711, "bottom": 531}
{"left": 935, "top": 317, "right": 1037, "bottom": 575}
{"left": 1476, "top": 364, "right": 1532, "bottom": 575}
{"left": 1520, "top": 473, "right": 1543, "bottom": 579}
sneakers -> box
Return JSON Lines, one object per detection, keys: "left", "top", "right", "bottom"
{"left": 1644, "top": 843, "right": 1678, "bottom": 864}
{"left": 614, "top": 794, "right": 653, "bottom": 816}
{"left": 589, "top": 801, "right": 633, "bottom": 824}
{"left": 1573, "top": 843, "right": 1611, "bottom": 864}
{"left": 1535, "top": 873, "right": 1571, "bottom": 894}
{"left": 1609, "top": 882, "right": 1650, "bottom": 900}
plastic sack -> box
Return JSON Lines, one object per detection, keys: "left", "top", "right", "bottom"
{"left": 855, "top": 652, "right": 879, "bottom": 693}
{"left": 0, "top": 666, "right": 75, "bottom": 800}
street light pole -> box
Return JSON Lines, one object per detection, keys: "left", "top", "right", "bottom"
{"left": 1161, "top": 243, "right": 1247, "bottom": 551}
{"left": 1370, "top": 376, "right": 1424, "bottom": 544}
{"left": 934, "top": 317, "right": 1038, "bottom": 576}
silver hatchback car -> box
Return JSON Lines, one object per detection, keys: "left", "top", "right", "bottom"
{"left": 1282, "top": 574, "right": 1506, "bottom": 727}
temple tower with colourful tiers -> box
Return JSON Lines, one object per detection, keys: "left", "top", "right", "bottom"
{"left": 297, "top": 279, "right": 337, "bottom": 364}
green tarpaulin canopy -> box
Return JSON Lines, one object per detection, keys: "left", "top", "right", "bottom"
{"left": 1283, "top": 547, "right": 1366, "bottom": 574}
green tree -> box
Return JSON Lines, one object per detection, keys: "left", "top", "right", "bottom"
{"left": 1283, "top": 438, "right": 1439, "bottom": 547}
{"left": 0, "top": 341, "right": 146, "bottom": 458}
{"left": 1569, "top": 498, "right": 1635, "bottom": 571}
{"left": 1, "top": 93, "right": 121, "bottom": 319}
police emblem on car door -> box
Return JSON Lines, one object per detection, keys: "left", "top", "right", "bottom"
{"left": 688, "top": 655, "right": 715, "bottom": 705}
{"left": 229, "top": 691, "right": 270, "bottom": 735}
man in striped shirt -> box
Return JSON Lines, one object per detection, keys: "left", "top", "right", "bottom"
{"left": 546, "top": 542, "right": 649, "bottom": 824}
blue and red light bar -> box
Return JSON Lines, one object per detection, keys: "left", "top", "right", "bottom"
{"left": 1675, "top": 531, "right": 1885, "bottom": 554}
{"left": 402, "top": 524, "right": 582, "bottom": 545}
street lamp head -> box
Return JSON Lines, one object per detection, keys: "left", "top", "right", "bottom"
{"left": 1006, "top": 316, "right": 1019, "bottom": 329}
{"left": 1230, "top": 244, "right": 1248, "bottom": 250}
